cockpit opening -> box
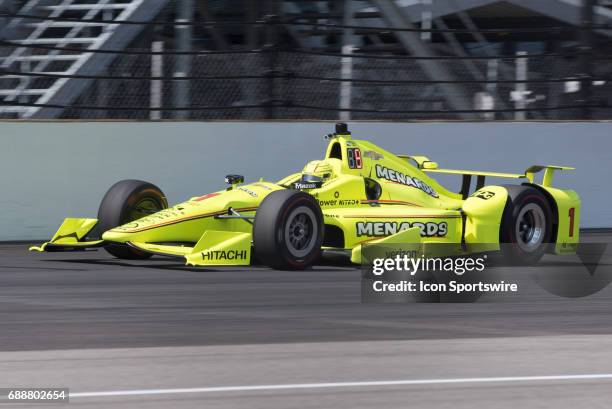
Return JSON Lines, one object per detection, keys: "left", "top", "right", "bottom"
{"left": 328, "top": 142, "right": 342, "bottom": 160}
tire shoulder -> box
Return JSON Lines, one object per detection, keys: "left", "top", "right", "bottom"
{"left": 97, "top": 179, "right": 166, "bottom": 259}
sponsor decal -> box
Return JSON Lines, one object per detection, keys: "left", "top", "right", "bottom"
{"left": 293, "top": 181, "right": 322, "bottom": 189}
{"left": 339, "top": 199, "right": 360, "bottom": 205}
{"left": 201, "top": 249, "right": 248, "bottom": 261}
{"left": 363, "top": 150, "right": 384, "bottom": 160}
{"left": 375, "top": 165, "right": 439, "bottom": 198}
{"left": 112, "top": 206, "right": 259, "bottom": 233}
{"left": 472, "top": 190, "right": 495, "bottom": 200}
{"left": 195, "top": 192, "right": 221, "bottom": 202}
{"left": 347, "top": 148, "right": 363, "bottom": 169}
{"left": 237, "top": 187, "right": 258, "bottom": 197}
{"left": 252, "top": 183, "right": 273, "bottom": 191}
{"left": 318, "top": 199, "right": 360, "bottom": 206}
{"left": 360, "top": 199, "right": 422, "bottom": 207}
{"left": 115, "top": 207, "right": 181, "bottom": 230}
{"left": 356, "top": 221, "right": 448, "bottom": 237}
{"left": 334, "top": 191, "right": 340, "bottom": 198}
{"left": 558, "top": 242, "right": 578, "bottom": 254}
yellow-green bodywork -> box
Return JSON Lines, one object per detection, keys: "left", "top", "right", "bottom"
{"left": 31, "top": 133, "right": 581, "bottom": 266}
{"left": 29, "top": 218, "right": 103, "bottom": 252}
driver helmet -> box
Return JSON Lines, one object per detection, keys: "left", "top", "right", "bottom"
{"left": 301, "top": 160, "right": 335, "bottom": 183}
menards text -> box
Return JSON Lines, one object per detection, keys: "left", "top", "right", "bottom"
{"left": 375, "top": 165, "right": 438, "bottom": 198}
{"left": 357, "top": 221, "right": 448, "bottom": 237}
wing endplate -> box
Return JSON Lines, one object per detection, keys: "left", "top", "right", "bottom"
{"left": 524, "top": 165, "right": 574, "bottom": 187}
{"left": 29, "top": 218, "right": 102, "bottom": 252}
{"left": 186, "top": 230, "right": 252, "bottom": 266}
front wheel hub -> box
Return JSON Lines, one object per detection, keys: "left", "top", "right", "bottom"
{"left": 285, "top": 207, "right": 317, "bottom": 257}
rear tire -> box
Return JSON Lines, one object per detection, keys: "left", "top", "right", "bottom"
{"left": 98, "top": 180, "right": 167, "bottom": 259}
{"left": 253, "top": 190, "right": 323, "bottom": 269}
{"left": 500, "top": 185, "right": 553, "bottom": 265}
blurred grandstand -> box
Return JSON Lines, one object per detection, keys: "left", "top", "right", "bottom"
{"left": 0, "top": 0, "right": 611, "bottom": 120}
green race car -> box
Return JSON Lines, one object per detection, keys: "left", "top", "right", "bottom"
{"left": 31, "top": 123, "right": 581, "bottom": 269}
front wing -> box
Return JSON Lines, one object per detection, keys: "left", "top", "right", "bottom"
{"left": 30, "top": 218, "right": 252, "bottom": 266}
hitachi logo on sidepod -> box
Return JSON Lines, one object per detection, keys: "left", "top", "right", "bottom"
{"left": 375, "top": 165, "right": 438, "bottom": 197}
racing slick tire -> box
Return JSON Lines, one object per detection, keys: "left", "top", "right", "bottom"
{"left": 499, "top": 185, "right": 553, "bottom": 265}
{"left": 98, "top": 180, "right": 168, "bottom": 259}
{"left": 253, "top": 190, "right": 324, "bottom": 269}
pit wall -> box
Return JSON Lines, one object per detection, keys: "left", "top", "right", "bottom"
{"left": 1, "top": 121, "right": 610, "bottom": 240}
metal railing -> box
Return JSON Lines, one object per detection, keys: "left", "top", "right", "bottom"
{"left": 0, "top": 10, "right": 609, "bottom": 120}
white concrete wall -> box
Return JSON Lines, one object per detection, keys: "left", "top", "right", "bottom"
{"left": 1, "top": 121, "right": 610, "bottom": 240}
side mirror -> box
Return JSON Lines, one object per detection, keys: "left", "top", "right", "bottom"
{"left": 422, "top": 161, "right": 438, "bottom": 170}
{"left": 225, "top": 174, "right": 244, "bottom": 185}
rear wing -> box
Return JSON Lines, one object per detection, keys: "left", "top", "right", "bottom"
{"left": 423, "top": 168, "right": 523, "bottom": 199}
{"left": 425, "top": 165, "right": 574, "bottom": 187}
{"left": 524, "top": 165, "right": 575, "bottom": 187}
{"left": 403, "top": 155, "right": 574, "bottom": 198}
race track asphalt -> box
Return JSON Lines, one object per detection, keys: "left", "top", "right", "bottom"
{"left": 1, "top": 231, "right": 611, "bottom": 408}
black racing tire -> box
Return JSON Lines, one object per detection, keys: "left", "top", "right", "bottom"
{"left": 253, "top": 190, "right": 324, "bottom": 269}
{"left": 499, "top": 185, "right": 553, "bottom": 265}
{"left": 98, "top": 179, "right": 168, "bottom": 259}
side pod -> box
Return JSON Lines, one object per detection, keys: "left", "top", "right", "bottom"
{"left": 462, "top": 186, "right": 509, "bottom": 251}
{"left": 351, "top": 227, "right": 422, "bottom": 264}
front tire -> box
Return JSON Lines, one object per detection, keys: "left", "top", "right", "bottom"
{"left": 98, "top": 179, "right": 168, "bottom": 259}
{"left": 253, "top": 190, "right": 324, "bottom": 269}
{"left": 500, "top": 185, "right": 553, "bottom": 265}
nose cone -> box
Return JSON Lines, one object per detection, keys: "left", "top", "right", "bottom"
{"left": 102, "top": 229, "right": 135, "bottom": 243}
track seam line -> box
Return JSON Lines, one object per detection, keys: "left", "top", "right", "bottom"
{"left": 70, "top": 373, "right": 612, "bottom": 398}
